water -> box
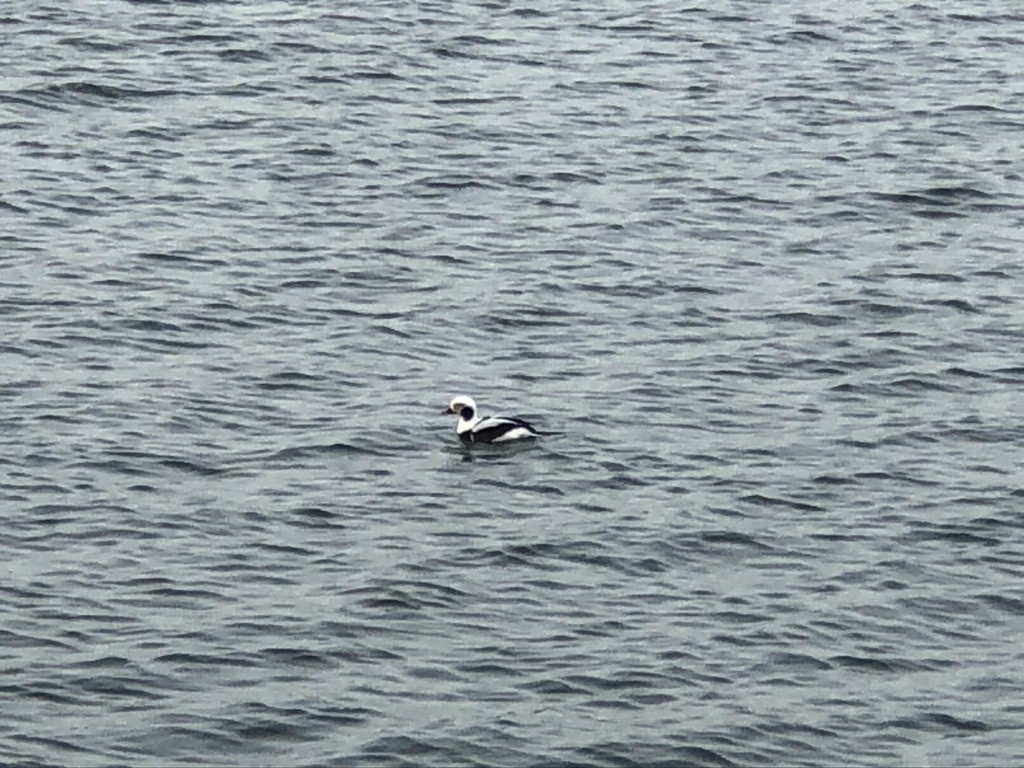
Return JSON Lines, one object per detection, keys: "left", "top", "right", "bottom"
{"left": 3, "top": 1, "right": 1023, "bottom": 765}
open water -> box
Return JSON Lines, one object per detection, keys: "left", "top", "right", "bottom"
{"left": 2, "top": 1, "right": 1024, "bottom": 765}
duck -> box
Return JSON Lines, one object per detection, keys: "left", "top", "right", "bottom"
{"left": 441, "top": 395, "right": 548, "bottom": 444}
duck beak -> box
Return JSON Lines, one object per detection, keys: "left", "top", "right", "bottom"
{"left": 441, "top": 406, "right": 455, "bottom": 415}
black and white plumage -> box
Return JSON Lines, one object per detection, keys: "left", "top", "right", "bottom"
{"left": 441, "top": 395, "right": 546, "bottom": 444}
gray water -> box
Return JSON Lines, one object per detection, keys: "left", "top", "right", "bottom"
{"left": 3, "top": 1, "right": 1024, "bottom": 765}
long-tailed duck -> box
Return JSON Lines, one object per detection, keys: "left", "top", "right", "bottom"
{"left": 441, "top": 395, "right": 549, "bottom": 444}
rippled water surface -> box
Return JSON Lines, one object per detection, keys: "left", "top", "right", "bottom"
{"left": 3, "top": 1, "right": 1024, "bottom": 765}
